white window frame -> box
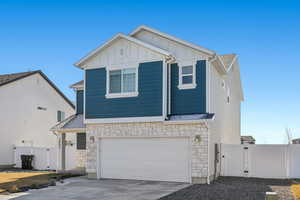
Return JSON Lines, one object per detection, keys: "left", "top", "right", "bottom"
{"left": 105, "top": 67, "right": 139, "bottom": 99}
{"left": 178, "top": 62, "right": 197, "bottom": 90}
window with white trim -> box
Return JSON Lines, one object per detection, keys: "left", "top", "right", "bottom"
{"left": 178, "top": 65, "right": 196, "bottom": 89}
{"left": 106, "top": 67, "right": 138, "bottom": 98}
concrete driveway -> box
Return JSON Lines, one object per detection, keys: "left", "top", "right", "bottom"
{"left": 1, "top": 177, "right": 189, "bottom": 200}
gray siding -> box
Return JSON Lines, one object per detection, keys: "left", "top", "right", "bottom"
{"left": 76, "top": 90, "right": 84, "bottom": 114}
{"left": 170, "top": 60, "right": 206, "bottom": 115}
{"left": 85, "top": 61, "right": 163, "bottom": 118}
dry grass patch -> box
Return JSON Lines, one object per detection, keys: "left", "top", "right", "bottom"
{"left": 0, "top": 172, "right": 71, "bottom": 194}
{"left": 292, "top": 180, "right": 300, "bottom": 200}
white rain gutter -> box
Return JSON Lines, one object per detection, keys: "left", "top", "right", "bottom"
{"left": 165, "top": 56, "right": 176, "bottom": 118}
{"left": 207, "top": 121, "right": 211, "bottom": 184}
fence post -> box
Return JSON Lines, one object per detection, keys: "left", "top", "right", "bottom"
{"left": 46, "top": 148, "right": 50, "bottom": 170}
{"left": 243, "top": 146, "right": 249, "bottom": 177}
{"left": 13, "top": 146, "right": 17, "bottom": 166}
{"left": 286, "top": 145, "right": 290, "bottom": 179}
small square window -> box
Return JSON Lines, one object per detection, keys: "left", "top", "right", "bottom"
{"left": 57, "top": 111, "right": 65, "bottom": 122}
{"left": 178, "top": 64, "right": 196, "bottom": 90}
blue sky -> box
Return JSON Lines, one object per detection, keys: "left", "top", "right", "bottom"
{"left": 1, "top": 0, "right": 299, "bottom": 143}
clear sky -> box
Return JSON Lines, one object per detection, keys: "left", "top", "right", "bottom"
{"left": 1, "top": 0, "right": 299, "bottom": 144}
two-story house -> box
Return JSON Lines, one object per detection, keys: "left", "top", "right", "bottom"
{"left": 52, "top": 25, "right": 244, "bottom": 183}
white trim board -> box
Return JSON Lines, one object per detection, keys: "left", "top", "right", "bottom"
{"left": 85, "top": 116, "right": 165, "bottom": 124}
{"left": 75, "top": 33, "right": 173, "bottom": 68}
{"left": 130, "top": 25, "right": 215, "bottom": 56}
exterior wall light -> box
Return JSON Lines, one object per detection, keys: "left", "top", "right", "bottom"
{"left": 194, "top": 135, "right": 201, "bottom": 143}
{"left": 90, "top": 136, "right": 95, "bottom": 143}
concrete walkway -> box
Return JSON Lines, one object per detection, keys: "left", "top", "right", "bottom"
{"left": 0, "top": 177, "right": 189, "bottom": 200}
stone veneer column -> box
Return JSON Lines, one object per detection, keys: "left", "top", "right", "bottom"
{"left": 86, "top": 122, "right": 209, "bottom": 183}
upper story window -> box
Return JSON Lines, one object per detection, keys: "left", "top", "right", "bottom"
{"left": 178, "top": 64, "right": 197, "bottom": 90}
{"left": 106, "top": 67, "right": 138, "bottom": 98}
{"left": 57, "top": 110, "right": 65, "bottom": 122}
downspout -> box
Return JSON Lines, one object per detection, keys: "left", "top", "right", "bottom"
{"left": 206, "top": 59, "right": 211, "bottom": 184}
{"left": 167, "top": 62, "right": 171, "bottom": 116}
{"left": 207, "top": 124, "right": 210, "bottom": 184}
{"left": 163, "top": 58, "right": 167, "bottom": 120}
{"left": 165, "top": 56, "right": 175, "bottom": 118}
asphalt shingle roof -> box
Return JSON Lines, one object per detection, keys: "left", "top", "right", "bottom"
{"left": 0, "top": 70, "right": 75, "bottom": 109}
{"left": 0, "top": 71, "right": 38, "bottom": 86}
{"left": 70, "top": 80, "right": 84, "bottom": 88}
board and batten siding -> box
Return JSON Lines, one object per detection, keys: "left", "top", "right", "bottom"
{"left": 170, "top": 60, "right": 206, "bottom": 115}
{"left": 76, "top": 90, "right": 84, "bottom": 114}
{"left": 85, "top": 61, "right": 163, "bottom": 119}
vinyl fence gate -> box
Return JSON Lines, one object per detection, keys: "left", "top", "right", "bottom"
{"left": 14, "top": 146, "right": 57, "bottom": 170}
{"left": 220, "top": 144, "right": 300, "bottom": 179}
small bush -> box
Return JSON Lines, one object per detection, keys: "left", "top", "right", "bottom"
{"left": 8, "top": 185, "right": 19, "bottom": 193}
{"left": 30, "top": 184, "right": 38, "bottom": 189}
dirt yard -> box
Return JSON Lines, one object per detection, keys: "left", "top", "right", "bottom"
{"left": 0, "top": 171, "right": 77, "bottom": 194}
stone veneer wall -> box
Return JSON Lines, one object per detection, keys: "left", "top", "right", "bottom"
{"left": 76, "top": 150, "right": 87, "bottom": 169}
{"left": 86, "top": 122, "right": 209, "bottom": 183}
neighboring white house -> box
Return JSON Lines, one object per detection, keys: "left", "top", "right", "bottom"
{"left": 241, "top": 136, "right": 256, "bottom": 144}
{"left": 0, "top": 70, "right": 74, "bottom": 168}
{"left": 52, "top": 25, "right": 243, "bottom": 183}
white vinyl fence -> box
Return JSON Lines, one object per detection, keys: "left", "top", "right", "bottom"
{"left": 221, "top": 144, "right": 300, "bottom": 179}
{"left": 14, "top": 146, "right": 57, "bottom": 170}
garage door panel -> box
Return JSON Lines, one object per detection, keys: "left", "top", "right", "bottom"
{"left": 100, "top": 138, "right": 190, "bottom": 182}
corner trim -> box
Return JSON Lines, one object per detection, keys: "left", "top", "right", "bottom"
{"left": 84, "top": 116, "right": 165, "bottom": 124}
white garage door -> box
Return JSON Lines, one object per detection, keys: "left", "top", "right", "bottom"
{"left": 99, "top": 137, "right": 190, "bottom": 183}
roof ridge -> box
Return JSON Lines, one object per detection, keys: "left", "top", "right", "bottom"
{"left": 130, "top": 25, "right": 215, "bottom": 56}
{"left": 0, "top": 70, "right": 40, "bottom": 77}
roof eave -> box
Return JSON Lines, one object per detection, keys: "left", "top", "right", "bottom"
{"left": 74, "top": 33, "right": 173, "bottom": 69}
{"left": 130, "top": 25, "right": 216, "bottom": 56}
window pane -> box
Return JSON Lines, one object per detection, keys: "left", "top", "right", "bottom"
{"left": 77, "top": 133, "right": 86, "bottom": 150}
{"left": 109, "top": 70, "right": 121, "bottom": 93}
{"left": 123, "top": 68, "right": 136, "bottom": 74}
{"left": 182, "top": 75, "right": 193, "bottom": 84}
{"left": 123, "top": 70, "right": 136, "bottom": 92}
{"left": 182, "top": 66, "right": 193, "bottom": 75}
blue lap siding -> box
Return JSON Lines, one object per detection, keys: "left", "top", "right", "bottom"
{"left": 170, "top": 60, "right": 206, "bottom": 115}
{"left": 85, "top": 61, "right": 163, "bottom": 118}
{"left": 76, "top": 90, "right": 84, "bottom": 114}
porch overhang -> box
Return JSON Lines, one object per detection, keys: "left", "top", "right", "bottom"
{"left": 51, "top": 114, "right": 86, "bottom": 133}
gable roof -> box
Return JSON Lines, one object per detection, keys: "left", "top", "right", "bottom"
{"left": 74, "top": 33, "right": 173, "bottom": 68}
{"left": 241, "top": 136, "right": 256, "bottom": 142}
{"left": 51, "top": 114, "right": 85, "bottom": 132}
{"left": 220, "top": 54, "right": 238, "bottom": 71}
{"left": 0, "top": 71, "right": 37, "bottom": 87}
{"left": 0, "top": 70, "right": 75, "bottom": 109}
{"left": 130, "top": 25, "right": 215, "bottom": 56}
{"left": 70, "top": 80, "right": 84, "bottom": 90}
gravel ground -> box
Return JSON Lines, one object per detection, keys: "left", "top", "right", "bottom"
{"left": 159, "top": 177, "right": 295, "bottom": 200}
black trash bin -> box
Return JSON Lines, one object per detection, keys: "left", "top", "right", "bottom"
{"left": 20, "top": 155, "right": 34, "bottom": 170}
